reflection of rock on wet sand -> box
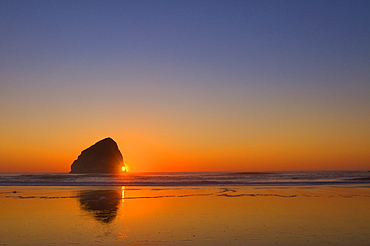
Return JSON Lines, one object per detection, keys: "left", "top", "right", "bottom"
{"left": 78, "top": 190, "right": 122, "bottom": 223}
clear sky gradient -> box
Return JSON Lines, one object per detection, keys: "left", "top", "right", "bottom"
{"left": 1, "top": 0, "right": 369, "bottom": 172}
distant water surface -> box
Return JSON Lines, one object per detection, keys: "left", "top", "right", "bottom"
{"left": 1, "top": 170, "right": 369, "bottom": 186}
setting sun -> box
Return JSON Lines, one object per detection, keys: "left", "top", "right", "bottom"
{"left": 121, "top": 166, "right": 126, "bottom": 172}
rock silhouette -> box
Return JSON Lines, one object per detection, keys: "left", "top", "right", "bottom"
{"left": 70, "top": 137, "right": 124, "bottom": 173}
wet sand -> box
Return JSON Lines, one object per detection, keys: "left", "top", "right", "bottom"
{"left": 1, "top": 185, "right": 369, "bottom": 245}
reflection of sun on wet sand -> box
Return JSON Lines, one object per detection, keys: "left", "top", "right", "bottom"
{"left": 121, "top": 186, "right": 125, "bottom": 203}
{"left": 78, "top": 189, "right": 122, "bottom": 223}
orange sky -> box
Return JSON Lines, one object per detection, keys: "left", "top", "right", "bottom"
{"left": 1, "top": 111, "right": 369, "bottom": 173}
{"left": 1, "top": 81, "right": 369, "bottom": 172}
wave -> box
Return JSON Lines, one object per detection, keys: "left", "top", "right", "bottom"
{"left": 0, "top": 171, "right": 370, "bottom": 187}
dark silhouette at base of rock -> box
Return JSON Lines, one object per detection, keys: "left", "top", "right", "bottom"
{"left": 70, "top": 137, "right": 124, "bottom": 173}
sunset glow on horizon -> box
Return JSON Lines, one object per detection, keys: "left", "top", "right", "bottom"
{"left": 1, "top": 1, "right": 369, "bottom": 173}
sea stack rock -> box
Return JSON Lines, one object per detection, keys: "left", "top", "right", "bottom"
{"left": 70, "top": 137, "right": 124, "bottom": 173}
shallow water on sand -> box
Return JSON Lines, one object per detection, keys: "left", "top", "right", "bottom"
{"left": 1, "top": 185, "right": 369, "bottom": 245}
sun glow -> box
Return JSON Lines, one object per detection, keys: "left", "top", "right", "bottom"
{"left": 121, "top": 166, "right": 126, "bottom": 172}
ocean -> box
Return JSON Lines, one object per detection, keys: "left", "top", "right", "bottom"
{"left": 1, "top": 170, "right": 369, "bottom": 186}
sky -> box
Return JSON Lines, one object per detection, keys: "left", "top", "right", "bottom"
{"left": 1, "top": 0, "right": 369, "bottom": 172}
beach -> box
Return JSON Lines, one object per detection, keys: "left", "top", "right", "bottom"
{"left": 1, "top": 184, "right": 369, "bottom": 245}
